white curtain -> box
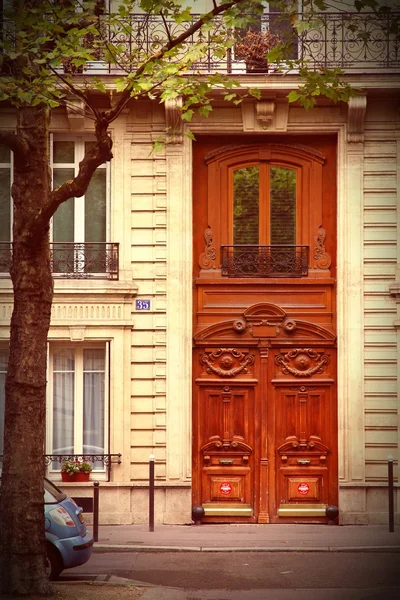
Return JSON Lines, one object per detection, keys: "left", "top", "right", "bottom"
{"left": 52, "top": 349, "right": 74, "bottom": 456}
{"left": 83, "top": 349, "right": 105, "bottom": 469}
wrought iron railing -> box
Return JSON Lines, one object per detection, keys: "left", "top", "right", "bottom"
{"left": 0, "top": 242, "right": 119, "bottom": 280}
{"left": 59, "top": 11, "right": 400, "bottom": 74}
{"left": 0, "top": 453, "right": 122, "bottom": 482}
{"left": 46, "top": 454, "right": 122, "bottom": 482}
{"left": 2, "top": 11, "right": 399, "bottom": 73}
{"left": 221, "top": 245, "right": 309, "bottom": 278}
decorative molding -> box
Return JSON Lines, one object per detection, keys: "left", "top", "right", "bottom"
{"left": 275, "top": 348, "right": 330, "bottom": 377}
{"left": 165, "top": 96, "right": 183, "bottom": 144}
{"left": 241, "top": 100, "right": 289, "bottom": 132}
{"left": 69, "top": 326, "right": 86, "bottom": 341}
{"left": 278, "top": 435, "right": 329, "bottom": 455}
{"left": 200, "top": 348, "right": 254, "bottom": 377}
{"left": 347, "top": 95, "right": 367, "bottom": 143}
{"left": 313, "top": 227, "right": 332, "bottom": 269}
{"left": 256, "top": 100, "right": 275, "bottom": 129}
{"left": 199, "top": 227, "right": 217, "bottom": 270}
{"left": 194, "top": 302, "right": 336, "bottom": 344}
{"left": 66, "top": 100, "right": 85, "bottom": 130}
{"left": 205, "top": 142, "right": 324, "bottom": 165}
{"left": 201, "top": 436, "right": 252, "bottom": 454}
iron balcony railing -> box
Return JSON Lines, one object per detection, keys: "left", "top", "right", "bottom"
{"left": 221, "top": 245, "right": 309, "bottom": 278}
{"left": 56, "top": 11, "right": 400, "bottom": 74}
{"left": 0, "top": 453, "right": 122, "bottom": 482}
{"left": 0, "top": 242, "right": 119, "bottom": 280}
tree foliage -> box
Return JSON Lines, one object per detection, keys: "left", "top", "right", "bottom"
{"left": 0, "top": 0, "right": 399, "bottom": 596}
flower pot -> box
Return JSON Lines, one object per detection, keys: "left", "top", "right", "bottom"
{"left": 246, "top": 60, "right": 269, "bottom": 73}
{"left": 74, "top": 472, "right": 90, "bottom": 482}
{"left": 61, "top": 472, "right": 77, "bottom": 482}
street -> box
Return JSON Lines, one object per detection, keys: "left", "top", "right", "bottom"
{"left": 61, "top": 550, "right": 400, "bottom": 599}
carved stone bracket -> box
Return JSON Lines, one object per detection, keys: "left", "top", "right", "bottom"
{"left": 200, "top": 348, "right": 254, "bottom": 377}
{"left": 66, "top": 100, "right": 85, "bottom": 130}
{"left": 199, "top": 226, "right": 217, "bottom": 270}
{"left": 313, "top": 227, "right": 331, "bottom": 269}
{"left": 347, "top": 95, "right": 367, "bottom": 143}
{"left": 275, "top": 348, "right": 329, "bottom": 377}
{"left": 256, "top": 100, "right": 275, "bottom": 129}
{"left": 165, "top": 96, "right": 183, "bottom": 144}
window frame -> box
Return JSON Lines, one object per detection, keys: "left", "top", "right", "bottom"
{"left": 50, "top": 135, "right": 111, "bottom": 245}
{"left": 46, "top": 341, "right": 110, "bottom": 480}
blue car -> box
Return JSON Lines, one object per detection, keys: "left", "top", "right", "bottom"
{"left": 44, "top": 477, "right": 93, "bottom": 579}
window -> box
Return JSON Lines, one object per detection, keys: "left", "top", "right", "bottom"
{"left": 1, "top": 344, "right": 109, "bottom": 475}
{"left": 204, "top": 143, "right": 328, "bottom": 276}
{"left": 0, "top": 137, "right": 111, "bottom": 276}
{"left": 52, "top": 138, "right": 108, "bottom": 247}
{"left": 232, "top": 165, "right": 297, "bottom": 245}
{"left": 48, "top": 344, "right": 109, "bottom": 473}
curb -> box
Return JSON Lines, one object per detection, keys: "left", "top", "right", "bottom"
{"left": 93, "top": 543, "right": 400, "bottom": 553}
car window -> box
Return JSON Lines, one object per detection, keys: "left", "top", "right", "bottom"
{"left": 44, "top": 477, "right": 67, "bottom": 504}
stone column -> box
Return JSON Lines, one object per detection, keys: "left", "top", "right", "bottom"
{"left": 165, "top": 113, "right": 193, "bottom": 501}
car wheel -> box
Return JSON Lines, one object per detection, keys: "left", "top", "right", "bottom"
{"left": 46, "top": 544, "right": 63, "bottom": 581}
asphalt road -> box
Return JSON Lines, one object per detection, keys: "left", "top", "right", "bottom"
{"left": 63, "top": 550, "right": 400, "bottom": 599}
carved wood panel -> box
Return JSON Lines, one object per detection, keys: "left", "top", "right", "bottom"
{"left": 193, "top": 380, "right": 258, "bottom": 521}
{"left": 269, "top": 348, "right": 337, "bottom": 523}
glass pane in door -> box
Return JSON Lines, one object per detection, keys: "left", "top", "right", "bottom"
{"left": 84, "top": 169, "right": 106, "bottom": 273}
{"left": 53, "top": 168, "right": 75, "bottom": 273}
{"left": 233, "top": 166, "right": 259, "bottom": 245}
{"left": 270, "top": 166, "right": 296, "bottom": 245}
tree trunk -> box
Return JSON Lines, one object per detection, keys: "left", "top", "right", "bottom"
{"left": 0, "top": 105, "right": 53, "bottom": 595}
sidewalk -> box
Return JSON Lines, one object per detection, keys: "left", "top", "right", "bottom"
{"left": 94, "top": 522, "right": 400, "bottom": 553}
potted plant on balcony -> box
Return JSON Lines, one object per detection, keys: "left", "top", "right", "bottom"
{"left": 235, "top": 28, "right": 282, "bottom": 73}
{"left": 60, "top": 459, "right": 93, "bottom": 481}
{"left": 60, "top": 460, "right": 80, "bottom": 482}
{"left": 75, "top": 460, "right": 93, "bottom": 482}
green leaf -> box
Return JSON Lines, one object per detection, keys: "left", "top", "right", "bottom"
{"left": 181, "top": 109, "right": 194, "bottom": 121}
{"left": 184, "top": 130, "right": 196, "bottom": 141}
{"left": 288, "top": 91, "right": 301, "bottom": 103}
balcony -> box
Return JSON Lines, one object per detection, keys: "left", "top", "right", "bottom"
{"left": 0, "top": 242, "right": 119, "bottom": 280}
{"left": 67, "top": 11, "right": 400, "bottom": 75}
{"left": 221, "top": 245, "right": 309, "bottom": 278}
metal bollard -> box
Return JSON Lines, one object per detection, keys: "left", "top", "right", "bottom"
{"left": 388, "top": 456, "right": 394, "bottom": 533}
{"left": 149, "top": 455, "right": 154, "bottom": 532}
{"left": 93, "top": 481, "right": 99, "bottom": 542}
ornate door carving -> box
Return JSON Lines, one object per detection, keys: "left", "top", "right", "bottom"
{"left": 270, "top": 347, "right": 337, "bottom": 521}
{"left": 193, "top": 305, "right": 337, "bottom": 524}
{"left": 193, "top": 348, "right": 258, "bottom": 521}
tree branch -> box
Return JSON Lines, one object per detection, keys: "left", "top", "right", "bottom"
{"left": 29, "top": 117, "right": 112, "bottom": 237}
{"left": 104, "top": 0, "right": 243, "bottom": 123}
{"left": 0, "top": 131, "right": 29, "bottom": 161}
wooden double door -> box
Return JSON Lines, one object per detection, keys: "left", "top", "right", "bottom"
{"left": 192, "top": 310, "right": 338, "bottom": 523}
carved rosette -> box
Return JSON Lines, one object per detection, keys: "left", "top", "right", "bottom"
{"left": 199, "top": 227, "right": 217, "bottom": 270}
{"left": 200, "top": 348, "right": 254, "bottom": 377}
{"left": 275, "top": 348, "right": 329, "bottom": 377}
{"left": 313, "top": 227, "right": 331, "bottom": 269}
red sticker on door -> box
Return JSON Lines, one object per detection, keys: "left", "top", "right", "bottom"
{"left": 297, "top": 482, "right": 310, "bottom": 495}
{"left": 220, "top": 482, "right": 232, "bottom": 495}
